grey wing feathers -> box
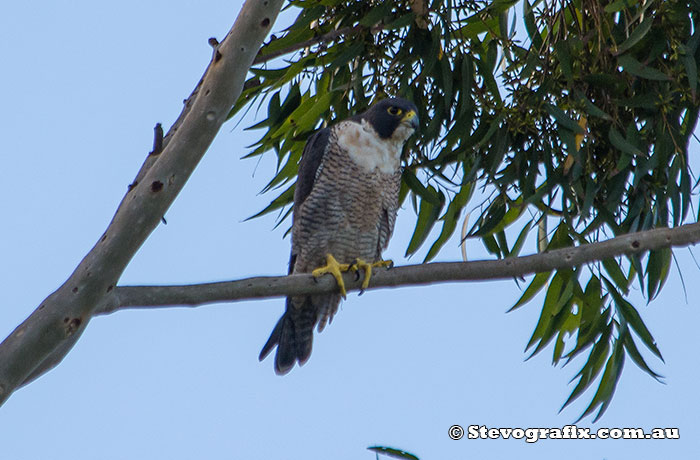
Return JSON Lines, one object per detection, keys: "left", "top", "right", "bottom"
{"left": 287, "top": 127, "right": 330, "bottom": 275}
{"left": 294, "top": 127, "right": 331, "bottom": 208}
{"left": 376, "top": 209, "right": 392, "bottom": 259}
{"left": 376, "top": 171, "right": 401, "bottom": 258}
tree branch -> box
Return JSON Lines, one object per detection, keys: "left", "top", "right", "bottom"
{"left": 0, "top": 0, "right": 285, "bottom": 407}
{"left": 96, "top": 222, "right": 700, "bottom": 313}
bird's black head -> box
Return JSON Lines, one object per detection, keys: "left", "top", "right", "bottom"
{"left": 357, "top": 97, "right": 419, "bottom": 139}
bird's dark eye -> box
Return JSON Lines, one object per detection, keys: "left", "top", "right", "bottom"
{"left": 387, "top": 106, "right": 402, "bottom": 116}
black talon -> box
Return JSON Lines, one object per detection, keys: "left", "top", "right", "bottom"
{"left": 353, "top": 258, "right": 361, "bottom": 281}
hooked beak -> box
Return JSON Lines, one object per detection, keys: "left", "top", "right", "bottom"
{"left": 402, "top": 109, "right": 419, "bottom": 131}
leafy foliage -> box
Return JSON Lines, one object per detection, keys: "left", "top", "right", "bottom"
{"left": 368, "top": 445, "right": 420, "bottom": 460}
{"left": 232, "top": 0, "right": 700, "bottom": 420}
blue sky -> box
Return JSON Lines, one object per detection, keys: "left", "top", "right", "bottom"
{"left": 1, "top": 1, "right": 698, "bottom": 458}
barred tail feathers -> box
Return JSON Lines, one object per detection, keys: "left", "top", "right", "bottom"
{"left": 259, "top": 294, "right": 340, "bottom": 375}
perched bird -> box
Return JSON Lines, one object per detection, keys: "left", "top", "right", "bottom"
{"left": 259, "top": 97, "right": 419, "bottom": 374}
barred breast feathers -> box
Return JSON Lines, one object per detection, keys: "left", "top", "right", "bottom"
{"left": 335, "top": 119, "right": 412, "bottom": 174}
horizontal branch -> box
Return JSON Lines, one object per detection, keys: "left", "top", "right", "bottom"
{"left": 98, "top": 222, "right": 700, "bottom": 314}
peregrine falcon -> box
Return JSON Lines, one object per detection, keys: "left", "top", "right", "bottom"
{"left": 259, "top": 97, "right": 419, "bottom": 374}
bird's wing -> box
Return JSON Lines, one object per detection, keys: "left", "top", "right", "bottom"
{"left": 288, "top": 127, "right": 332, "bottom": 274}
{"left": 294, "top": 127, "right": 332, "bottom": 210}
{"left": 376, "top": 170, "right": 402, "bottom": 258}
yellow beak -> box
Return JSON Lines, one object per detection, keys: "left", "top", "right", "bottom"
{"left": 402, "top": 109, "right": 419, "bottom": 130}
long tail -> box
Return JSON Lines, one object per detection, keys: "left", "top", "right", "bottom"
{"left": 259, "top": 294, "right": 340, "bottom": 375}
{"left": 258, "top": 297, "right": 318, "bottom": 375}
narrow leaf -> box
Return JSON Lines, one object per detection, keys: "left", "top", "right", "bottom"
{"left": 604, "top": 278, "right": 664, "bottom": 362}
{"left": 368, "top": 446, "right": 420, "bottom": 460}
{"left": 406, "top": 191, "right": 445, "bottom": 256}
{"left": 561, "top": 320, "right": 612, "bottom": 411}
{"left": 509, "top": 271, "right": 552, "bottom": 312}
{"left": 621, "top": 326, "right": 664, "bottom": 381}
{"left": 545, "top": 104, "right": 585, "bottom": 134}
{"left": 615, "top": 16, "right": 653, "bottom": 55}
{"left": 618, "top": 54, "right": 670, "bottom": 81}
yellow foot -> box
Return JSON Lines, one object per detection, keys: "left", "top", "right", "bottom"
{"left": 312, "top": 254, "right": 351, "bottom": 299}
{"left": 351, "top": 259, "right": 393, "bottom": 294}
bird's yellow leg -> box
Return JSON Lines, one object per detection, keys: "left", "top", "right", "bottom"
{"left": 351, "top": 259, "right": 394, "bottom": 292}
{"left": 312, "top": 254, "right": 351, "bottom": 299}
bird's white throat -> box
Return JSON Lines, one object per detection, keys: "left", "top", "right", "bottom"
{"left": 337, "top": 120, "right": 412, "bottom": 174}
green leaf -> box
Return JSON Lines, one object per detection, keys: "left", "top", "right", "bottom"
{"left": 619, "top": 92, "right": 657, "bottom": 109}
{"left": 579, "top": 336, "right": 625, "bottom": 422}
{"left": 485, "top": 38, "right": 499, "bottom": 72}
{"left": 228, "top": 79, "right": 266, "bottom": 120}
{"left": 495, "top": 230, "right": 509, "bottom": 257}
{"left": 488, "top": 0, "right": 520, "bottom": 15}
{"left": 567, "top": 276, "right": 606, "bottom": 361}
{"left": 583, "top": 73, "right": 625, "bottom": 90}
{"left": 367, "top": 446, "right": 420, "bottom": 460}
{"left": 440, "top": 57, "right": 453, "bottom": 108}
{"left": 459, "top": 54, "right": 474, "bottom": 116}
{"left": 604, "top": 0, "right": 639, "bottom": 13}
{"left": 545, "top": 222, "right": 574, "bottom": 250}
{"left": 602, "top": 258, "right": 629, "bottom": 294}
{"left": 257, "top": 23, "right": 315, "bottom": 57}
{"left": 402, "top": 170, "right": 441, "bottom": 206}
{"left": 604, "top": 278, "right": 664, "bottom": 362}
{"left": 554, "top": 40, "right": 573, "bottom": 80}
{"left": 456, "top": 12, "right": 500, "bottom": 39}
{"left": 609, "top": 126, "right": 643, "bottom": 157}
{"left": 553, "top": 306, "right": 580, "bottom": 365}
{"left": 545, "top": 104, "right": 584, "bottom": 134}
{"left": 615, "top": 16, "right": 653, "bottom": 55}
{"left": 525, "top": 271, "right": 569, "bottom": 351}
{"left": 523, "top": 0, "right": 543, "bottom": 50}
{"left": 385, "top": 12, "right": 416, "bottom": 30}
{"left": 527, "top": 275, "right": 575, "bottom": 358}
{"left": 561, "top": 319, "right": 612, "bottom": 411}
{"left": 577, "top": 93, "right": 612, "bottom": 120}
{"left": 260, "top": 147, "right": 302, "bottom": 193}
{"left": 470, "top": 198, "right": 506, "bottom": 237}
{"left": 537, "top": 217, "right": 547, "bottom": 253}
{"left": 425, "top": 182, "right": 473, "bottom": 262}
{"left": 327, "top": 42, "right": 365, "bottom": 71}
{"left": 646, "top": 247, "right": 671, "bottom": 300}
{"left": 482, "top": 234, "right": 502, "bottom": 257}
{"left": 359, "top": 1, "right": 392, "bottom": 27}
{"left": 406, "top": 190, "right": 445, "bottom": 256}
{"left": 621, "top": 324, "right": 664, "bottom": 381}
{"left": 681, "top": 163, "right": 691, "bottom": 221}
{"left": 683, "top": 53, "right": 698, "bottom": 94}
{"left": 509, "top": 221, "right": 532, "bottom": 257}
{"left": 618, "top": 54, "right": 671, "bottom": 81}
{"left": 249, "top": 66, "right": 289, "bottom": 80}
{"left": 245, "top": 183, "right": 295, "bottom": 220}
{"left": 271, "top": 91, "right": 335, "bottom": 138}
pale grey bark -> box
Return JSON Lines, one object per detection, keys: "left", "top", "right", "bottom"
{"left": 97, "top": 222, "right": 700, "bottom": 312}
{"left": 0, "top": 0, "right": 285, "bottom": 406}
